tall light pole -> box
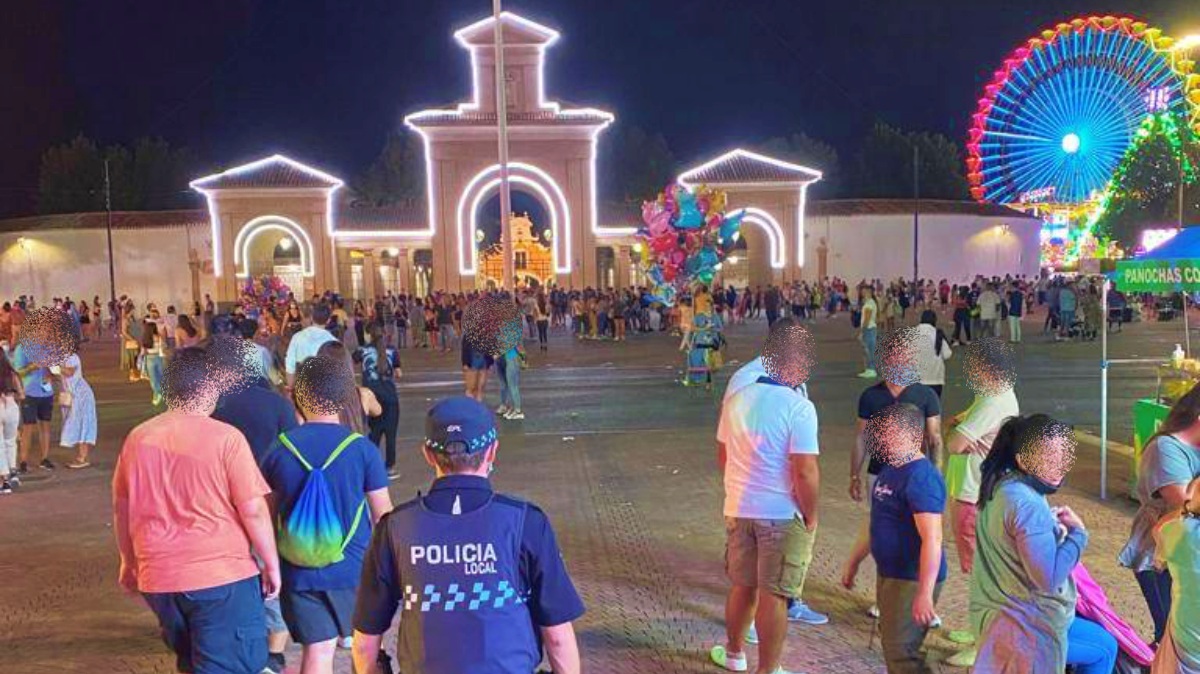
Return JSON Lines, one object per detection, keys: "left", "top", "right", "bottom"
{"left": 912, "top": 143, "right": 920, "bottom": 286}
{"left": 104, "top": 158, "right": 117, "bottom": 304}
{"left": 492, "top": 0, "right": 514, "bottom": 290}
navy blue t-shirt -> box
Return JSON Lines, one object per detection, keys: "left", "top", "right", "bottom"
{"left": 869, "top": 457, "right": 948, "bottom": 582}
{"left": 857, "top": 382, "right": 941, "bottom": 475}
{"left": 1009, "top": 290, "right": 1025, "bottom": 318}
{"left": 212, "top": 379, "right": 298, "bottom": 464}
{"left": 260, "top": 422, "right": 390, "bottom": 590}
{"left": 354, "top": 475, "right": 585, "bottom": 633}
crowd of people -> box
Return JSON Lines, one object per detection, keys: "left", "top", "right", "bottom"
{"left": 2, "top": 271, "right": 1198, "bottom": 674}
{"left": 715, "top": 318, "right": 1197, "bottom": 674}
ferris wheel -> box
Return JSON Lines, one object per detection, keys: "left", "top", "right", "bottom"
{"left": 967, "top": 15, "right": 1200, "bottom": 206}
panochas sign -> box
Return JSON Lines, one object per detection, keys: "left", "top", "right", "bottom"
{"left": 1116, "top": 258, "right": 1200, "bottom": 292}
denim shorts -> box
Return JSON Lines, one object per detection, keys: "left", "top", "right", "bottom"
{"left": 143, "top": 575, "right": 266, "bottom": 674}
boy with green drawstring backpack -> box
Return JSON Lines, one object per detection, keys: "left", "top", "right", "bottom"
{"left": 260, "top": 355, "right": 393, "bottom": 673}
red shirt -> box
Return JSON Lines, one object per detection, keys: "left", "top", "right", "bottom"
{"left": 113, "top": 412, "right": 269, "bottom": 593}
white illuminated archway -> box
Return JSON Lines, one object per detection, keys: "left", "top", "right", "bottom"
{"left": 233, "top": 216, "right": 316, "bottom": 278}
{"left": 735, "top": 207, "right": 787, "bottom": 269}
{"left": 456, "top": 163, "right": 571, "bottom": 275}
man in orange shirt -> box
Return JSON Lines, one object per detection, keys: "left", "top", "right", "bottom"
{"left": 113, "top": 346, "right": 281, "bottom": 674}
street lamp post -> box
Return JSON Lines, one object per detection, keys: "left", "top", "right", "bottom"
{"left": 492, "top": 0, "right": 514, "bottom": 290}
{"left": 17, "top": 237, "right": 33, "bottom": 296}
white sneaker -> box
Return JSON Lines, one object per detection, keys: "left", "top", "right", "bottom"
{"left": 495, "top": 405, "right": 510, "bottom": 415}
{"left": 505, "top": 410, "right": 525, "bottom": 420}
{"left": 745, "top": 623, "right": 758, "bottom": 644}
{"left": 709, "top": 645, "right": 748, "bottom": 672}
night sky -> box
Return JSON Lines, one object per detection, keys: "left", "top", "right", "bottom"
{"left": 1, "top": 0, "right": 1194, "bottom": 216}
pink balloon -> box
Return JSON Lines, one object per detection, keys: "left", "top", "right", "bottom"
{"left": 648, "top": 211, "right": 672, "bottom": 237}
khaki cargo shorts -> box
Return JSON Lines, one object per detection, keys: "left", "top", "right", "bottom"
{"left": 724, "top": 516, "right": 816, "bottom": 598}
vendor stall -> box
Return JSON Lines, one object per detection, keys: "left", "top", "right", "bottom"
{"left": 1107, "top": 227, "right": 1200, "bottom": 498}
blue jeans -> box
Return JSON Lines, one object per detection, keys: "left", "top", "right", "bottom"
{"left": 144, "top": 575, "right": 267, "bottom": 674}
{"left": 146, "top": 354, "right": 165, "bottom": 398}
{"left": 861, "top": 327, "right": 878, "bottom": 371}
{"left": 1066, "top": 615, "right": 1118, "bottom": 674}
{"left": 1136, "top": 568, "right": 1173, "bottom": 643}
{"left": 497, "top": 352, "right": 521, "bottom": 410}
{"left": 438, "top": 324, "right": 455, "bottom": 350}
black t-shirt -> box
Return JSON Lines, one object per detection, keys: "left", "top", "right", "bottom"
{"left": 857, "top": 382, "right": 941, "bottom": 475}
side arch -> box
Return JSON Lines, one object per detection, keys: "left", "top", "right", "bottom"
{"left": 736, "top": 207, "right": 786, "bottom": 269}
{"left": 232, "top": 215, "right": 316, "bottom": 277}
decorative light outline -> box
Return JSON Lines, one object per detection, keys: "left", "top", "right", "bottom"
{"left": 190, "top": 154, "right": 344, "bottom": 277}
{"left": 676, "top": 148, "right": 822, "bottom": 270}
{"left": 232, "top": 216, "right": 316, "bottom": 278}
{"left": 676, "top": 148, "right": 823, "bottom": 188}
{"left": 401, "top": 10, "right": 626, "bottom": 272}
{"left": 734, "top": 207, "right": 786, "bottom": 269}
{"left": 455, "top": 163, "right": 571, "bottom": 275}
{"left": 966, "top": 15, "right": 1200, "bottom": 204}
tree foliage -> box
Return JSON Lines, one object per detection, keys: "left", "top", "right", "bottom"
{"left": 37, "top": 135, "right": 199, "bottom": 214}
{"left": 602, "top": 125, "right": 676, "bottom": 205}
{"left": 1093, "top": 114, "right": 1200, "bottom": 249}
{"left": 849, "top": 122, "right": 970, "bottom": 200}
{"left": 756, "top": 133, "right": 839, "bottom": 195}
{"left": 353, "top": 130, "right": 425, "bottom": 205}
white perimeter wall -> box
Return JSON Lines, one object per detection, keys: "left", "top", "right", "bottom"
{"left": 0, "top": 227, "right": 216, "bottom": 310}
{"left": 804, "top": 213, "right": 1041, "bottom": 284}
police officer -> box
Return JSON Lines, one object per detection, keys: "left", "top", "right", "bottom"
{"left": 352, "top": 396, "right": 584, "bottom": 674}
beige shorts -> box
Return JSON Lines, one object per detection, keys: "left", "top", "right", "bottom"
{"left": 724, "top": 516, "right": 816, "bottom": 598}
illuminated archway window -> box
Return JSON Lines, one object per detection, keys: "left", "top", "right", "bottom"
{"left": 735, "top": 207, "right": 787, "bottom": 269}
{"left": 233, "top": 216, "right": 316, "bottom": 278}
{"left": 456, "top": 163, "right": 571, "bottom": 275}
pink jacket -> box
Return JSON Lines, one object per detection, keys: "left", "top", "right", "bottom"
{"left": 1072, "top": 564, "right": 1155, "bottom": 666}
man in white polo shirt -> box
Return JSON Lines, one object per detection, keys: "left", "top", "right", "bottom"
{"left": 711, "top": 318, "right": 822, "bottom": 674}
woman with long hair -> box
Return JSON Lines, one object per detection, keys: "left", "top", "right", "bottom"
{"left": 1150, "top": 477, "right": 1200, "bottom": 673}
{"left": 969, "top": 415, "right": 1117, "bottom": 674}
{"left": 1119, "top": 382, "right": 1200, "bottom": 644}
{"left": 358, "top": 322, "right": 400, "bottom": 477}
{"left": 120, "top": 300, "right": 141, "bottom": 383}
{"left": 916, "top": 310, "right": 952, "bottom": 399}
{"left": 142, "top": 322, "right": 166, "bottom": 407}
{"left": 58, "top": 348, "right": 97, "bottom": 469}
{"left": 175, "top": 314, "right": 201, "bottom": 349}
{"left": 535, "top": 291, "right": 551, "bottom": 350}
{"left": 316, "top": 340, "right": 379, "bottom": 436}
{"left": 0, "top": 350, "right": 23, "bottom": 492}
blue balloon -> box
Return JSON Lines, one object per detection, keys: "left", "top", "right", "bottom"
{"left": 719, "top": 212, "right": 744, "bottom": 243}
{"left": 675, "top": 192, "right": 704, "bottom": 229}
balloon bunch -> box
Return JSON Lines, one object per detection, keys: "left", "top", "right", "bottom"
{"left": 241, "top": 274, "right": 292, "bottom": 317}
{"left": 635, "top": 184, "right": 743, "bottom": 305}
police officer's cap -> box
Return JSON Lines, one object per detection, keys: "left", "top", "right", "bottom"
{"left": 424, "top": 396, "right": 498, "bottom": 455}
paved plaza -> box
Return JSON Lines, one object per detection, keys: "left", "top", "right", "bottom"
{"left": 0, "top": 308, "right": 1184, "bottom": 673}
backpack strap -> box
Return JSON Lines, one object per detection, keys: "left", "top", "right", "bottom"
{"left": 341, "top": 499, "right": 368, "bottom": 553}
{"left": 277, "top": 433, "right": 314, "bottom": 472}
{"left": 322, "top": 432, "right": 364, "bottom": 470}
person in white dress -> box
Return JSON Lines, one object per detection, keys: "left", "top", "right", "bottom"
{"left": 917, "top": 310, "right": 953, "bottom": 399}
{"left": 58, "top": 352, "right": 97, "bottom": 469}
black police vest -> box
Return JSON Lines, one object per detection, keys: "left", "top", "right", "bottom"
{"left": 390, "top": 493, "right": 538, "bottom": 674}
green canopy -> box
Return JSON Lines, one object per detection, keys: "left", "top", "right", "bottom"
{"left": 1114, "top": 258, "right": 1200, "bottom": 292}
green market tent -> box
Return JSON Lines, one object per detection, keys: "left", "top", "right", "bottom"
{"left": 1102, "top": 225, "right": 1199, "bottom": 498}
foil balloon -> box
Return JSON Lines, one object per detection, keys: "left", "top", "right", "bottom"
{"left": 674, "top": 191, "right": 704, "bottom": 229}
